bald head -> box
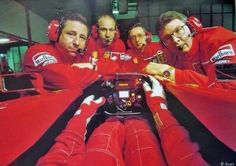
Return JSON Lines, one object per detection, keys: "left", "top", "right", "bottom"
{"left": 97, "top": 15, "right": 116, "bottom": 27}
{"left": 97, "top": 15, "right": 117, "bottom": 46}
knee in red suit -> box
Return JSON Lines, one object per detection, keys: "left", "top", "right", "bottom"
{"left": 123, "top": 118, "right": 167, "bottom": 166}
{"left": 85, "top": 120, "right": 126, "bottom": 165}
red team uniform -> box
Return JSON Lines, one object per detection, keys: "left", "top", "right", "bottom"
{"left": 24, "top": 43, "right": 99, "bottom": 90}
{"left": 37, "top": 90, "right": 208, "bottom": 166}
{"left": 85, "top": 34, "right": 127, "bottom": 76}
{"left": 23, "top": 16, "right": 228, "bottom": 165}
{"left": 31, "top": 20, "right": 207, "bottom": 165}
{"left": 124, "top": 42, "right": 164, "bottom": 72}
{"left": 168, "top": 26, "right": 236, "bottom": 89}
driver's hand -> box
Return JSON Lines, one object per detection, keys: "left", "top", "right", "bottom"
{"left": 74, "top": 95, "right": 106, "bottom": 120}
{"left": 143, "top": 75, "right": 167, "bottom": 114}
{"left": 66, "top": 95, "right": 106, "bottom": 140}
{"left": 143, "top": 75, "right": 165, "bottom": 99}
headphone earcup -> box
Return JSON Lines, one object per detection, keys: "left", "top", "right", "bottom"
{"left": 187, "top": 16, "right": 203, "bottom": 36}
{"left": 91, "top": 25, "right": 98, "bottom": 39}
{"left": 48, "top": 20, "right": 60, "bottom": 41}
{"left": 146, "top": 32, "right": 152, "bottom": 42}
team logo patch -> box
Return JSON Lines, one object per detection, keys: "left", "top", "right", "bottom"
{"left": 104, "top": 51, "right": 126, "bottom": 61}
{"left": 110, "top": 55, "right": 118, "bottom": 61}
{"left": 210, "top": 44, "right": 235, "bottom": 62}
{"left": 133, "top": 58, "right": 138, "bottom": 64}
{"left": 120, "top": 53, "right": 132, "bottom": 61}
{"left": 104, "top": 51, "right": 110, "bottom": 59}
{"left": 32, "top": 52, "right": 57, "bottom": 67}
{"left": 215, "top": 59, "right": 230, "bottom": 64}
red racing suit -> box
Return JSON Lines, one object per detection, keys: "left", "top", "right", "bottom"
{"left": 168, "top": 26, "right": 236, "bottom": 89}
{"left": 37, "top": 94, "right": 208, "bottom": 166}
{"left": 123, "top": 42, "right": 166, "bottom": 72}
{"left": 24, "top": 43, "right": 99, "bottom": 90}
{"left": 85, "top": 36, "right": 127, "bottom": 76}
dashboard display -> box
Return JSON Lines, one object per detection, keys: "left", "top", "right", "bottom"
{"left": 118, "top": 90, "right": 130, "bottom": 98}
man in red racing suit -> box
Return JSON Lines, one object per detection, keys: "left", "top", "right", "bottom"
{"left": 145, "top": 11, "right": 236, "bottom": 89}
{"left": 123, "top": 23, "right": 171, "bottom": 73}
{"left": 84, "top": 14, "right": 127, "bottom": 76}
{"left": 24, "top": 13, "right": 99, "bottom": 90}
{"left": 37, "top": 76, "right": 208, "bottom": 166}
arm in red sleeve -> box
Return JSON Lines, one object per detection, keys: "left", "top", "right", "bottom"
{"left": 175, "top": 69, "right": 210, "bottom": 86}
{"left": 143, "top": 76, "right": 208, "bottom": 165}
{"left": 36, "top": 115, "right": 86, "bottom": 166}
{"left": 175, "top": 69, "right": 228, "bottom": 89}
{"left": 41, "top": 64, "right": 100, "bottom": 90}
{"left": 23, "top": 44, "right": 100, "bottom": 90}
{"left": 36, "top": 96, "right": 106, "bottom": 166}
{"left": 96, "top": 58, "right": 120, "bottom": 77}
{"left": 146, "top": 95, "right": 209, "bottom": 166}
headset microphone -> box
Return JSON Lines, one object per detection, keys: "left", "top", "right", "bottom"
{"left": 77, "top": 48, "right": 83, "bottom": 53}
{"left": 188, "top": 32, "right": 195, "bottom": 37}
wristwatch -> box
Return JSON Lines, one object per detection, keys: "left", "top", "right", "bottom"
{"left": 162, "top": 66, "right": 174, "bottom": 79}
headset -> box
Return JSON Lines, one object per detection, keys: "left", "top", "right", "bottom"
{"left": 127, "top": 23, "right": 152, "bottom": 48}
{"left": 91, "top": 24, "right": 120, "bottom": 39}
{"left": 47, "top": 13, "right": 89, "bottom": 46}
{"left": 91, "top": 14, "right": 120, "bottom": 39}
{"left": 127, "top": 31, "right": 152, "bottom": 48}
{"left": 159, "top": 15, "right": 203, "bottom": 47}
{"left": 47, "top": 17, "right": 88, "bottom": 53}
{"left": 47, "top": 16, "right": 66, "bottom": 42}
{"left": 186, "top": 16, "right": 203, "bottom": 37}
{"left": 47, "top": 19, "right": 61, "bottom": 41}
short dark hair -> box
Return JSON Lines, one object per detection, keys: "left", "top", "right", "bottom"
{"left": 60, "top": 12, "right": 88, "bottom": 32}
{"left": 156, "top": 11, "right": 187, "bottom": 33}
{"left": 128, "top": 23, "right": 147, "bottom": 37}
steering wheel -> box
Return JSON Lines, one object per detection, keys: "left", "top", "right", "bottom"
{"left": 91, "top": 73, "right": 152, "bottom": 116}
{"left": 84, "top": 73, "right": 155, "bottom": 142}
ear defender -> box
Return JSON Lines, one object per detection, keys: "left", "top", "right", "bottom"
{"left": 186, "top": 16, "right": 203, "bottom": 36}
{"left": 47, "top": 20, "right": 60, "bottom": 41}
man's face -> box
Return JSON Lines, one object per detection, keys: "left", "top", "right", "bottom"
{"left": 161, "top": 19, "right": 193, "bottom": 53}
{"left": 97, "top": 17, "right": 116, "bottom": 46}
{"left": 129, "top": 27, "right": 147, "bottom": 51}
{"left": 58, "top": 20, "right": 88, "bottom": 57}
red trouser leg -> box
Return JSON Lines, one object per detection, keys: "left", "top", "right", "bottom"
{"left": 146, "top": 96, "right": 209, "bottom": 165}
{"left": 154, "top": 111, "right": 209, "bottom": 166}
{"left": 123, "top": 118, "right": 167, "bottom": 166}
{"left": 84, "top": 118, "right": 126, "bottom": 166}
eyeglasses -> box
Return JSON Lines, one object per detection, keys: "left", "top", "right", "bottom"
{"left": 161, "top": 24, "right": 186, "bottom": 46}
